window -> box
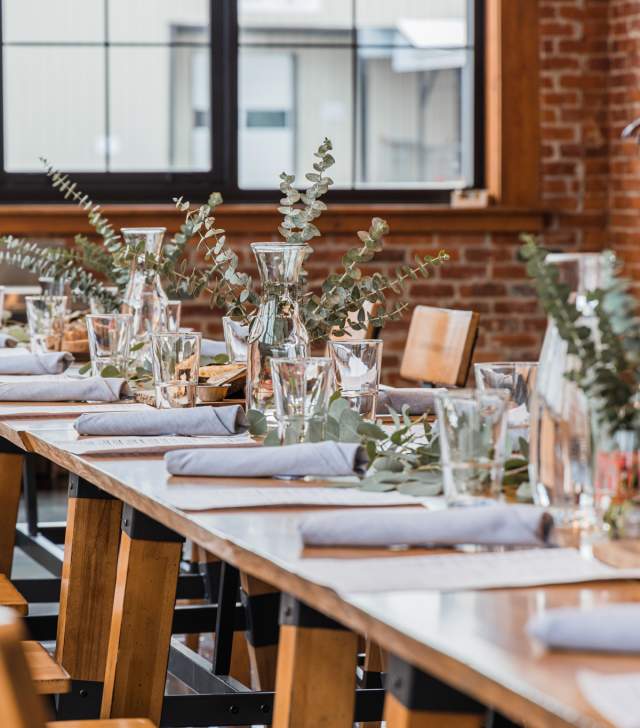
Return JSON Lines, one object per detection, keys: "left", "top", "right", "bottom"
{"left": 0, "top": 0, "right": 483, "bottom": 202}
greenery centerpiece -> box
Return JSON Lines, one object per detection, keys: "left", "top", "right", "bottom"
{"left": 520, "top": 235, "right": 640, "bottom": 532}
{"left": 0, "top": 139, "right": 449, "bottom": 409}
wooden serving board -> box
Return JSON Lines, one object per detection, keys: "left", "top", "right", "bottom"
{"left": 593, "top": 539, "right": 640, "bottom": 568}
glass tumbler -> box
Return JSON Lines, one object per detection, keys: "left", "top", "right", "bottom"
{"left": 271, "top": 357, "right": 334, "bottom": 444}
{"left": 435, "top": 389, "right": 510, "bottom": 505}
{"left": 25, "top": 295, "right": 68, "bottom": 353}
{"left": 223, "top": 315, "right": 250, "bottom": 362}
{"left": 328, "top": 339, "right": 383, "bottom": 420}
{"left": 86, "top": 314, "right": 133, "bottom": 377}
{"left": 151, "top": 332, "right": 201, "bottom": 408}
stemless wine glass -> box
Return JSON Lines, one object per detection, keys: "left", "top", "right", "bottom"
{"left": 435, "top": 389, "right": 510, "bottom": 505}
{"left": 25, "top": 295, "right": 68, "bottom": 353}
{"left": 86, "top": 314, "right": 133, "bottom": 376}
{"left": 165, "top": 300, "right": 182, "bottom": 333}
{"left": 222, "top": 315, "right": 250, "bottom": 362}
{"left": 328, "top": 339, "right": 383, "bottom": 420}
{"left": 271, "top": 357, "right": 334, "bottom": 444}
{"left": 151, "top": 332, "right": 201, "bottom": 408}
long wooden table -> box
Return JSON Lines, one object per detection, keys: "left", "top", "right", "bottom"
{"left": 2, "top": 412, "right": 639, "bottom": 727}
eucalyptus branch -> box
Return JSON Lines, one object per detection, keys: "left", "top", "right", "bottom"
{"left": 0, "top": 235, "right": 119, "bottom": 310}
{"left": 278, "top": 137, "right": 334, "bottom": 244}
{"left": 41, "top": 158, "right": 122, "bottom": 255}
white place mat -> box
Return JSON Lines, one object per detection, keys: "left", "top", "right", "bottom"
{"left": 0, "top": 402, "right": 151, "bottom": 419}
{"left": 66, "top": 433, "right": 257, "bottom": 456}
{"left": 164, "top": 486, "right": 427, "bottom": 511}
{"left": 293, "top": 547, "right": 640, "bottom": 594}
{"left": 578, "top": 671, "right": 640, "bottom": 728}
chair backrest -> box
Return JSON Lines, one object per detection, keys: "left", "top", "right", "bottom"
{"left": 0, "top": 607, "right": 48, "bottom": 728}
{"left": 400, "top": 305, "right": 480, "bottom": 387}
{"left": 330, "top": 300, "right": 382, "bottom": 342}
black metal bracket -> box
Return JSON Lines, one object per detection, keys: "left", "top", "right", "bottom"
{"left": 68, "top": 473, "right": 114, "bottom": 500}
{"left": 240, "top": 589, "right": 280, "bottom": 647}
{"left": 55, "top": 679, "right": 103, "bottom": 720}
{"left": 212, "top": 562, "right": 240, "bottom": 675}
{"left": 387, "top": 654, "right": 485, "bottom": 714}
{"left": 280, "top": 593, "right": 347, "bottom": 631}
{"left": 121, "top": 504, "right": 185, "bottom": 543}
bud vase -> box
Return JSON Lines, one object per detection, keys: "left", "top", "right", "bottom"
{"left": 246, "top": 242, "right": 309, "bottom": 416}
{"left": 120, "top": 227, "right": 168, "bottom": 366}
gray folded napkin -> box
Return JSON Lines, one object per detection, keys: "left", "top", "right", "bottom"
{"left": 528, "top": 604, "right": 640, "bottom": 653}
{"left": 202, "top": 339, "right": 227, "bottom": 357}
{"left": 0, "top": 376, "right": 127, "bottom": 402}
{"left": 0, "top": 333, "right": 17, "bottom": 348}
{"left": 75, "top": 404, "right": 247, "bottom": 436}
{"left": 376, "top": 386, "right": 447, "bottom": 415}
{"left": 0, "top": 350, "right": 73, "bottom": 375}
{"left": 165, "top": 440, "right": 368, "bottom": 478}
{"left": 300, "top": 504, "right": 554, "bottom": 547}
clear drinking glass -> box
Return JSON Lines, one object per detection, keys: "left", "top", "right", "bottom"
{"left": 435, "top": 389, "right": 510, "bottom": 505}
{"left": 165, "top": 300, "right": 182, "bottom": 333}
{"left": 328, "top": 339, "right": 383, "bottom": 420}
{"left": 474, "top": 362, "right": 538, "bottom": 444}
{"left": 25, "top": 295, "right": 68, "bottom": 353}
{"left": 86, "top": 314, "right": 133, "bottom": 377}
{"left": 271, "top": 357, "right": 334, "bottom": 444}
{"left": 151, "top": 332, "right": 201, "bottom": 408}
{"left": 223, "top": 315, "right": 250, "bottom": 363}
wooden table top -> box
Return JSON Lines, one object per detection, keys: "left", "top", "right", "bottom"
{"left": 2, "top": 416, "right": 639, "bottom": 727}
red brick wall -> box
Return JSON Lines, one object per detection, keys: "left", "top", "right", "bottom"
{"left": 180, "top": 0, "right": 614, "bottom": 383}
{"left": 609, "top": 0, "right": 640, "bottom": 287}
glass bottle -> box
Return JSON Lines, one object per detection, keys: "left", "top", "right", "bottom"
{"left": 120, "top": 227, "right": 168, "bottom": 366}
{"left": 529, "top": 252, "right": 608, "bottom": 526}
{"left": 246, "top": 242, "right": 309, "bottom": 416}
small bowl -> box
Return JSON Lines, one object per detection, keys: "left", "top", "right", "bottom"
{"left": 197, "top": 384, "right": 229, "bottom": 404}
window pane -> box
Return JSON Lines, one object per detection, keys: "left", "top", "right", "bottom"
{"left": 3, "top": 0, "right": 104, "bottom": 43}
{"left": 108, "top": 0, "right": 209, "bottom": 44}
{"left": 355, "top": 0, "right": 469, "bottom": 47}
{"left": 356, "top": 49, "right": 473, "bottom": 187}
{"left": 4, "top": 47, "right": 105, "bottom": 171}
{"left": 239, "top": 0, "right": 351, "bottom": 45}
{"left": 239, "top": 46, "right": 352, "bottom": 189}
{"left": 109, "top": 47, "right": 210, "bottom": 171}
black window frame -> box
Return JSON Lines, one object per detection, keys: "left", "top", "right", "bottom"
{"left": 0, "top": 0, "right": 484, "bottom": 204}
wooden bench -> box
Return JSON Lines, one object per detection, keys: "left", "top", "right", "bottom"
{"left": 0, "top": 573, "right": 27, "bottom": 615}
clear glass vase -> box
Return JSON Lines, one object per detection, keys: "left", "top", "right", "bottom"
{"left": 529, "top": 252, "right": 608, "bottom": 527}
{"left": 246, "top": 242, "right": 310, "bottom": 416}
{"left": 120, "top": 227, "right": 168, "bottom": 366}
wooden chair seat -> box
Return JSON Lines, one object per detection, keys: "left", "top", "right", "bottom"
{"left": 24, "top": 641, "right": 71, "bottom": 694}
{"left": 0, "top": 574, "right": 28, "bottom": 615}
{"left": 50, "top": 720, "right": 155, "bottom": 727}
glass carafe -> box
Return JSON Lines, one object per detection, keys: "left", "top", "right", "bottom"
{"left": 529, "top": 252, "right": 608, "bottom": 526}
{"left": 120, "top": 227, "right": 168, "bottom": 366}
{"left": 246, "top": 242, "right": 309, "bottom": 416}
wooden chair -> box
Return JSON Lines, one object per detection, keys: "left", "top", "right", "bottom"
{"left": 400, "top": 306, "right": 480, "bottom": 387}
{"left": 0, "top": 606, "right": 155, "bottom": 727}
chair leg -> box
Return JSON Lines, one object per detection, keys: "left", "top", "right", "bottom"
{"left": 182, "top": 542, "right": 203, "bottom": 654}
{"left": 240, "top": 572, "right": 280, "bottom": 691}
{"left": 383, "top": 655, "right": 486, "bottom": 728}
{"left": 56, "top": 475, "right": 122, "bottom": 682}
{"left": 0, "top": 450, "right": 24, "bottom": 576}
{"left": 100, "top": 504, "right": 183, "bottom": 724}
{"left": 273, "top": 594, "right": 358, "bottom": 728}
